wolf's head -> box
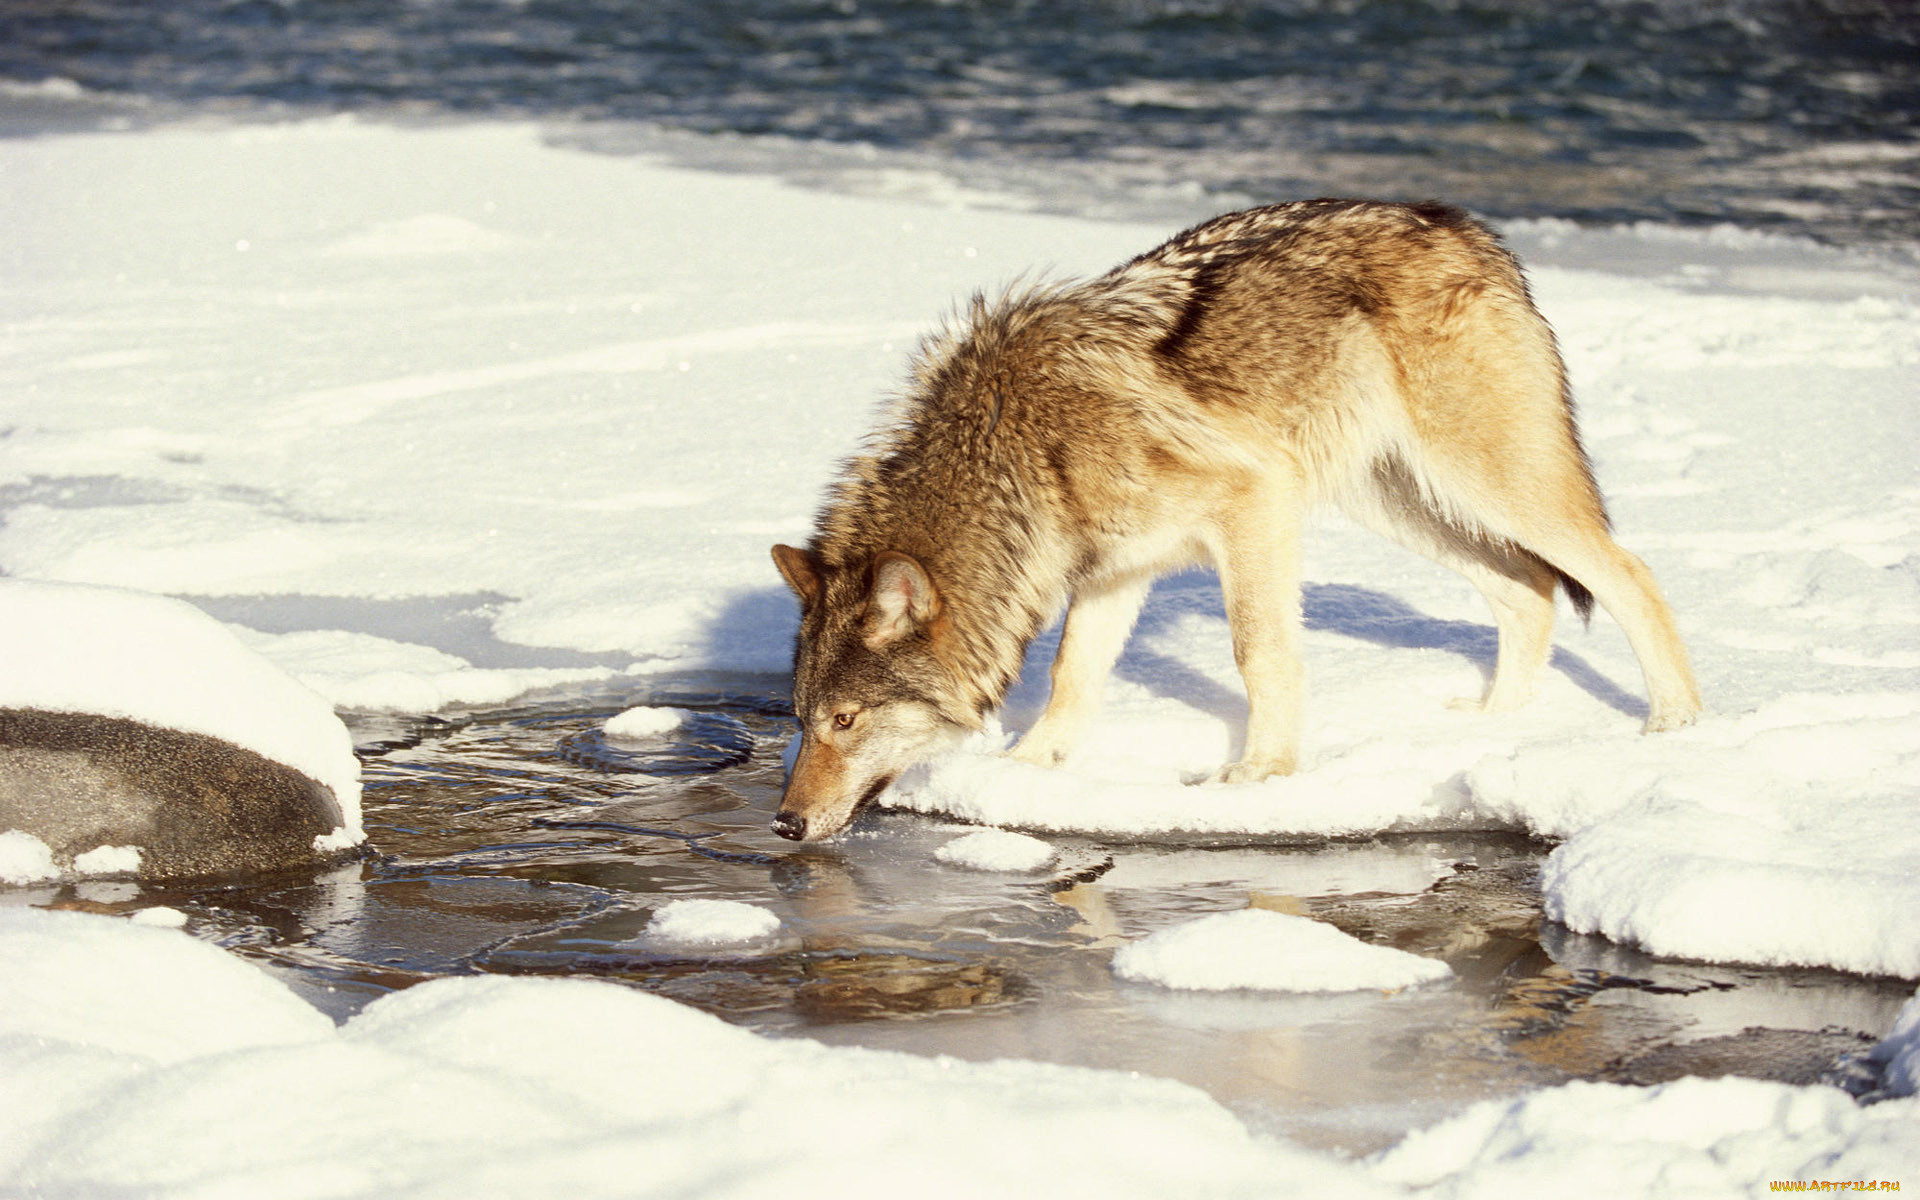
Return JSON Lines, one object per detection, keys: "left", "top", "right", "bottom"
{"left": 768, "top": 544, "right": 976, "bottom": 841}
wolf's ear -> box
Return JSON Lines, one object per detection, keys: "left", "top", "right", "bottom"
{"left": 771, "top": 544, "right": 823, "bottom": 609}
{"left": 863, "top": 551, "right": 940, "bottom": 649}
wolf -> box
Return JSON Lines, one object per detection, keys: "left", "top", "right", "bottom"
{"left": 769, "top": 199, "right": 1701, "bottom": 842}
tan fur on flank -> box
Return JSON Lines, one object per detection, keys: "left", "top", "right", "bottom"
{"left": 770, "top": 200, "right": 1701, "bottom": 841}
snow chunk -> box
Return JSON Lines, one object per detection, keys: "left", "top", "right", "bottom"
{"left": 604, "top": 706, "right": 694, "bottom": 740}
{"left": 645, "top": 899, "right": 782, "bottom": 948}
{"left": 0, "top": 908, "right": 332, "bottom": 1065}
{"left": 1112, "top": 910, "right": 1453, "bottom": 993}
{"left": 0, "top": 580, "right": 363, "bottom": 835}
{"left": 0, "top": 830, "right": 58, "bottom": 885}
{"left": 936, "top": 828, "right": 1057, "bottom": 872}
{"left": 72, "top": 845, "right": 142, "bottom": 876}
{"left": 312, "top": 827, "right": 362, "bottom": 855}
{"left": 1508, "top": 694, "right": 1920, "bottom": 977}
{"left": 129, "top": 907, "right": 188, "bottom": 930}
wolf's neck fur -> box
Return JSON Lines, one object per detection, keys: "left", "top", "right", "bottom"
{"left": 919, "top": 511, "right": 1065, "bottom": 719}
{"left": 812, "top": 285, "right": 1162, "bottom": 721}
{"left": 816, "top": 458, "right": 1069, "bottom": 720}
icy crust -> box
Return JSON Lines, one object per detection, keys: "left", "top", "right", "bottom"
{"left": 3, "top": 908, "right": 1915, "bottom": 1198}
{"left": 1113, "top": 910, "right": 1454, "bottom": 993}
{"left": 0, "top": 580, "right": 364, "bottom": 840}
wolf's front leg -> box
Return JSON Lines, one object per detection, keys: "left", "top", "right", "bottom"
{"left": 1012, "top": 577, "right": 1151, "bottom": 768}
{"left": 1211, "top": 478, "right": 1306, "bottom": 784}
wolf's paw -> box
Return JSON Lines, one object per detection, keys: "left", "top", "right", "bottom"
{"left": 1448, "top": 694, "right": 1530, "bottom": 715}
{"left": 1643, "top": 703, "right": 1702, "bottom": 733}
{"left": 1008, "top": 735, "right": 1070, "bottom": 769}
{"left": 1211, "top": 755, "right": 1296, "bottom": 786}
{"left": 1449, "top": 682, "right": 1534, "bottom": 714}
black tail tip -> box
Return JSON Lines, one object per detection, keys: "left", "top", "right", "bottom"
{"left": 1559, "top": 573, "right": 1596, "bottom": 625}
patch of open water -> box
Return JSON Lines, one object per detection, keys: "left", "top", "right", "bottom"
{"left": 41, "top": 678, "right": 1914, "bottom": 1154}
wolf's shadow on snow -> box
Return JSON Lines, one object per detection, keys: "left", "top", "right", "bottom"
{"left": 729, "top": 566, "right": 1646, "bottom": 727}
{"left": 1100, "top": 569, "right": 1647, "bottom": 728}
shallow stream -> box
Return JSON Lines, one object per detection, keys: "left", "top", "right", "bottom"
{"left": 40, "top": 679, "right": 1914, "bottom": 1153}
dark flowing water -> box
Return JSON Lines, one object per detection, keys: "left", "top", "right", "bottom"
{"left": 1, "top": 0, "right": 1914, "bottom": 252}
{"left": 29, "top": 681, "right": 1913, "bottom": 1154}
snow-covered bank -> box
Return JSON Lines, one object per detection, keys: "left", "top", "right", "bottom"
{"left": 1, "top": 907, "right": 1913, "bottom": 1198}
{"left": 0, "top": 118, "right": 1102, "bottom": 685}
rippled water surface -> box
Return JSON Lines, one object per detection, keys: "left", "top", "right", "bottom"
{"left": 45, "top": 681, "right": 1913, "bottom": 1153}
{"left": 2, "top": 0, "right": 1914, "bottom": 249}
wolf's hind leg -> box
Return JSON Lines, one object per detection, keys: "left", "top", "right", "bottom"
{"left": 1344, "top": 457, "right": 1558, "bottom": 713}
{"left": 1448, "top": 555, "right": 1558, "bottom": 713}
{"left": 1012, "top": 576, "right": 1151, "bottom": 768}
{"left": 1418, "top": 434, "right": 1703, "bottom": 730}
{"left": 1511, "top": 522, "right": 1702, "bottom": 731}
{"left": 1396, "top": 281, "right": 1700, "bottom": 731}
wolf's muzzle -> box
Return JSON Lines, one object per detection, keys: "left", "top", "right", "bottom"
{"left": 771, "top": 811, "right": 808, "bottom": 841}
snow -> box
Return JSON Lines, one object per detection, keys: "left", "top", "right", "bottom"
{"left": 1492, "top": 693, "right": 1920, "bottom": 979}
{"left": 3, "top": 114, "right": 1919, "bottom": 1193}
{"left": 129, "top": 907, "right": 189, "bottom": 930}
{"left": 1112, "top": 909, "right": 1454, "bottom": 993}
{"left": 935, "top": 828, "right": 1057, "bottom": 872}
{"left": 1371, "top": 1077, "right": 1919, "bottom": 1196}
{"left": 232, "top": 627, "right": 618, "bottom": 714}
{"left": 0, "top": 579, "right": 364, "bottom": 837}
{"left": 604, "top": 705, "right": 695, "bottom": 739}
{"left": 71, "top": 844, "right": 142, "bottom": 877}
{"left": 2, "top": 907, "right": 1915, "bottom": 1198}
{"left": 0, "top": 908, "right": 1378, "bottom": 1199}
{"left": 644, "top": 899, "right": 783, "bottom": 948}
{"left": 0, "top": 830, "right": 57, "bottom": 885}
{"left": 0, "top": 909, "right": 334, "bottom": 1068}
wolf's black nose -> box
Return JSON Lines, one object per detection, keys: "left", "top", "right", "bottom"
{"left": 771, "top": 812, "right": 807, "bottom": 841}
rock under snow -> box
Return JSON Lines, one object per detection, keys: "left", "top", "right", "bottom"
{"left": 0, "top": 580, "right": 365, "bottom": 881}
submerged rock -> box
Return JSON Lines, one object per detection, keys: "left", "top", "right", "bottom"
{"left": 0, "top": 708, "right": 359, "bottom": 882}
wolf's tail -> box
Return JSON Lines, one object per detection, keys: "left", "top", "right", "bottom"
{"left": 1554, "top": 568, "right": 1596, "bottom": 625}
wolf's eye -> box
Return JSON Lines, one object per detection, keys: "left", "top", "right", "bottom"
{"left": 832, "top": 711, "right": 856, "bottom": 731}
